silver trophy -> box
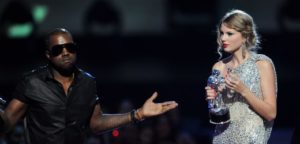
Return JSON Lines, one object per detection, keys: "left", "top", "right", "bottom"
{"left": 207, "top": 69, "right": 230, "bottom": 124}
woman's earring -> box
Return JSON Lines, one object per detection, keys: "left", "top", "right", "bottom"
{"left": 242, "top": 43, "right": 246, "bottom": 59}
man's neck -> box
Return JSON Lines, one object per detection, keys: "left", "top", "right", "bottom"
{"left": 54, "top": 71, "right": 74, "bottom": 83}
{"left": 51, "top": 68, "right": 75, "bottom": 96}
{"left": 50, "top": 67, "right": 75, "bottom": 84}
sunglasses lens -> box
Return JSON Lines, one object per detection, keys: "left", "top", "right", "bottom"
{"left": 65, "top": 43, "right": 77, "bottom": 53}
{"left": 50, "top": 45, "right": 63, "bottom": 56}
{"left": 50, "top": 43, "right": 77, "bottom": 56}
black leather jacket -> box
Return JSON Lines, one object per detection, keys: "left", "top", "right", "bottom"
{"left": 13, "top": 65, "right": 99, "bottom": 144}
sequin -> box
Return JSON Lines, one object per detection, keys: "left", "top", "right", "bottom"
{"left": 212, "top": 53, "right": 277, "bottom": 144}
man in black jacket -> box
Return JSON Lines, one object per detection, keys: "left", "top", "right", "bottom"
{"left": 0, "top": 28, "right": 178, "bottom": 144}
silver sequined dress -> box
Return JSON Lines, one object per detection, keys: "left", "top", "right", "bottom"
{"left": 212, "top": 53, "right": 277, "bottom": 144}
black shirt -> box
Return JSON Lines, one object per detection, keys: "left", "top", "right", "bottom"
{"left": 13, "top": 65, "right": 99, "bottom": 144}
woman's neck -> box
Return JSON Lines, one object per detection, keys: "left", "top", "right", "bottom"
{"left": 230, "top": 50, "right": 250, "bottom": 68}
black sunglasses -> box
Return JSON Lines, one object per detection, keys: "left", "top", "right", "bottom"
{"left": 49, "top": 43, "right": 77, "bottom": 57}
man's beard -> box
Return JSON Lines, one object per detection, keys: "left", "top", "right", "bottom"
{"left": 49, "top": 62, "right": 75, "bottom": 77}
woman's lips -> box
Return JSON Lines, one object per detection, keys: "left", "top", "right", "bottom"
{"left": 223, "top": 44, "right": 228, "bottom": 48}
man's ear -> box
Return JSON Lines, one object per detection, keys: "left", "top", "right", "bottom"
{"left": 45, "top": 50, "right": 50, "bottom": 59}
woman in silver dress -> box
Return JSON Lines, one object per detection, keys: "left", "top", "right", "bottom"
{"left": 205, "top": 9, "right": 277, "bottom": 144}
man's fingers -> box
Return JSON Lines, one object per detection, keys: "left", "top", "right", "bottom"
{"left": 162, "top": 103, "right": 178, "bottom": 112}
{"left": 161, "top": 101, "right": 178, "bottom": 112}
{"left": 161, "top": 101, "right": 178, "bottom": 106}
{"left": 148, "top": 91, "right": 158, "bottom": 102}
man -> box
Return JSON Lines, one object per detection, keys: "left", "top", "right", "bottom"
{"left": 0, "top": 28, "right": 178, "bottom": 144}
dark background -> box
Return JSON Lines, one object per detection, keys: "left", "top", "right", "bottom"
{"left": 0, "top": 0, "right": 299, "bottom": 143}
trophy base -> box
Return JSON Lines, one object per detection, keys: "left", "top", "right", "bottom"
{"left": 209, "top": 108, "right": 230, "bottom": 124}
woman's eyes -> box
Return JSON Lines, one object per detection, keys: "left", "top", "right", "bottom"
{"left": 227, "top": 32, "right": 234, "bottom": 36}
{"left": 220, "top": 32, "right": 234, "bottom": 36}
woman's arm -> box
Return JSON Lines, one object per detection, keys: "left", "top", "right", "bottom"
{"left": 226, "top": 60, "right": 277, "bottom": 121}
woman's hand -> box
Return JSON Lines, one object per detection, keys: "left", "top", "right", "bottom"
{"left": 225, "top": 72, "right": 248, "bottom": 95}
{"left": 205, "top": 86, "right": 217, "bottom": 100}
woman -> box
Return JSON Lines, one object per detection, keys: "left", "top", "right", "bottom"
{"left": 205, "top": 9, "right": 277, "bottom": 143}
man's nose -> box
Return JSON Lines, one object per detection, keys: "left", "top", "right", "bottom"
{"left": 61, "top": 48, "right": 70, "bottom": 55}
